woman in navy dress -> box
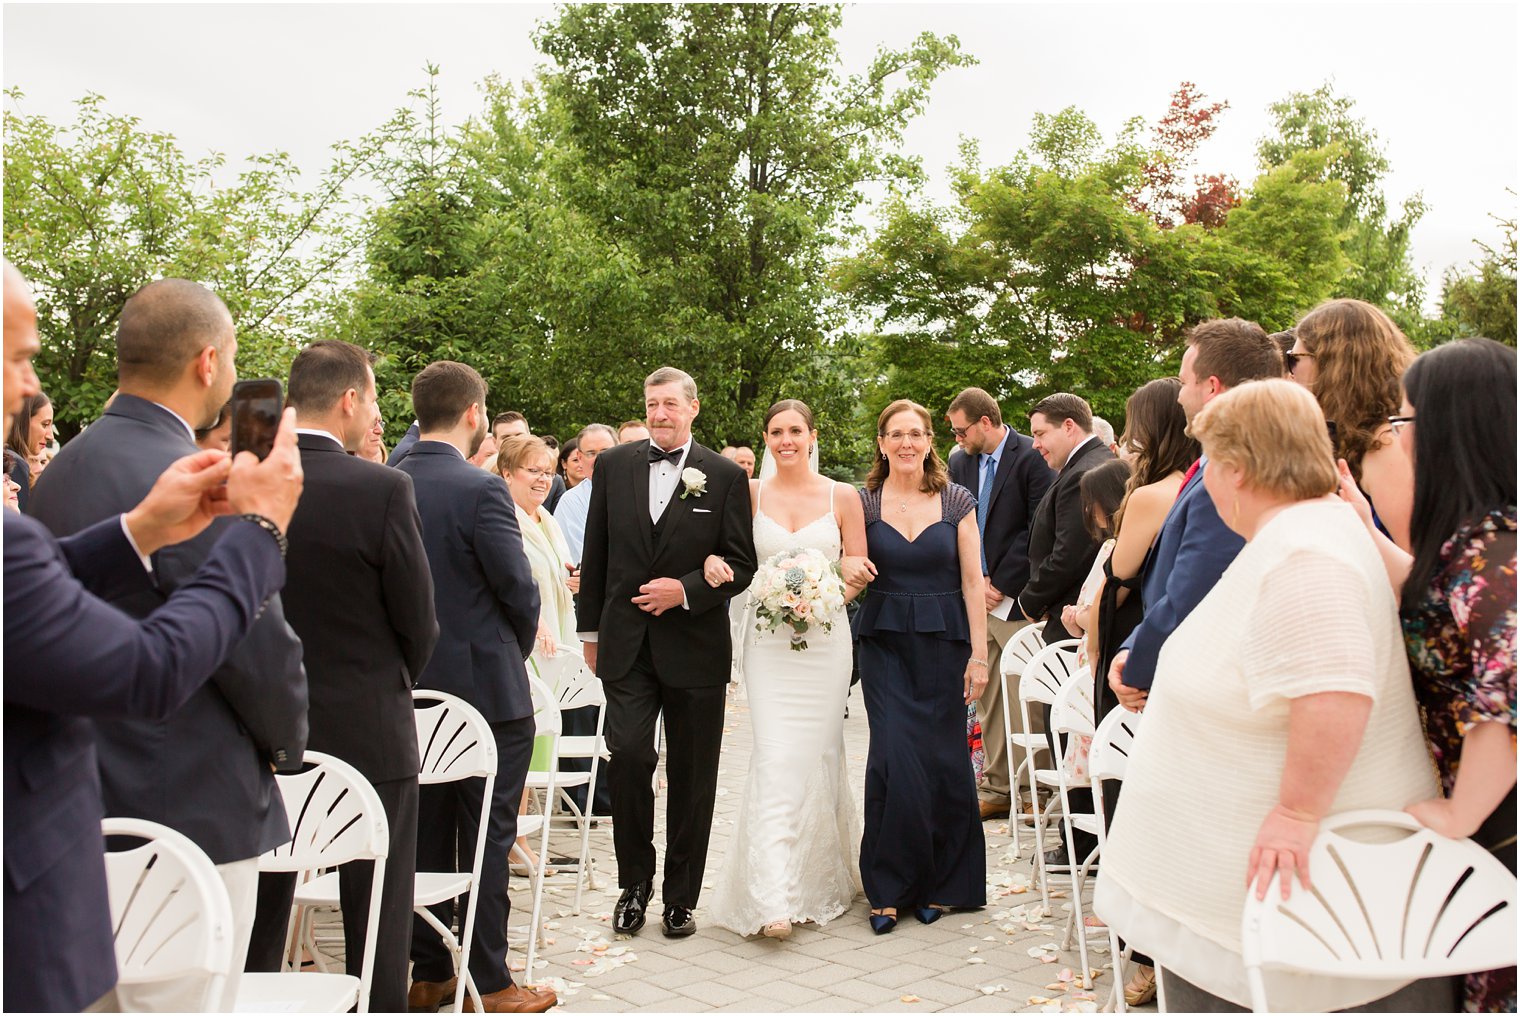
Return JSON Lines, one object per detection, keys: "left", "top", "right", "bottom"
{"left": 854, "top": 399, "right": 989, "bottom": 933}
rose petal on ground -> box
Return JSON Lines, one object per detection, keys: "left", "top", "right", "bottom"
{"left": 1058, "top": 968, "right": 1074, "bottom": 982}
{"left": 899, "top": 995, "right": 920, "bottom": 1003}
{"left": 1040, "top": 954, "right": 1059, "bottom": 963}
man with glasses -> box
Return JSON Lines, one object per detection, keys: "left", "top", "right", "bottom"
{"left": 946, "top": 387, "right": 1053, "bottom": 822}
{"left": 555, "top": 422, "right": 618, "bottom": 564}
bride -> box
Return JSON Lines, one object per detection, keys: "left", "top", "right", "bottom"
{"left": 703, "top": 399, "right": 871, "bottom": 939}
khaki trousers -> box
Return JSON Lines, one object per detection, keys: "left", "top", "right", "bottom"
{"left": 976, "top": 613, "right": 1041, "bottom": 807}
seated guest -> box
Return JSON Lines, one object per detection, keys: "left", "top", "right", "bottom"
{"left": 1095, "top": 380, "right": 1447, "bottom": 1012}
{"left": 244, "top": 340, "right": 438, "bottom": 1013}
{"left": 617, "top": 419, "right": 650, "bottom": 444}
{"left": 4, "top": 253, "right": 305, "bottom": 1014}
{"left": 1288, "top": 299, "right": 1415, "bottom": 545}
{"left": 195, "top": 400, "right": 232, "bottom": 452}
{"left": 1063, "top": 458, "right": 1131, "bottom": 675}
{"left": 1340, "top": 337, "right": 1517, "bottom": 1013}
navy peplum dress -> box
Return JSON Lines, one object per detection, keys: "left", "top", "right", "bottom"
{"left": 854, "top": 483, "right": 986, "bottom": 910}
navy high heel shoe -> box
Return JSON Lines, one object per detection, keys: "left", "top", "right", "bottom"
{"left": 915, "top": 905, "right": 949, "bottom": 925}
{"left": 869, "top": 909, "right": 897, "bottom": 935}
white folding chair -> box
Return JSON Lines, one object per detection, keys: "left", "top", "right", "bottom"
{"left": 1034, "top": 669, "right": 1098, "bottom": 986}
{"left": 998, "top": 623, "right": 1048, "bottom": 859}
{"left": 1088, "top": 705, "right": 1143, "bottom": 1012}
{"left": 532, "top": 649, "right": 608, "bottom": 914}
{"left": 292, "top": 691, "right": 495, "bottom": 1013}
{"left": 104, "top": 817, "right": 235, "bottom": 1012}
{"left": 237, "top": 752, "right": 389, "bottom": 1014}
{"left": 1019, "top": 639, "right": 1081, "bottom": 883}
{"left": 514, "top": 675, "right": 562, "bottom": 979}
{"left": 1241, "top": 809, "right": 1518, "bottom": 1014}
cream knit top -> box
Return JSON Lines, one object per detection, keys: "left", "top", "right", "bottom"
{"left": 1094, "top": 498, "right": 1438, "bottom": 1010}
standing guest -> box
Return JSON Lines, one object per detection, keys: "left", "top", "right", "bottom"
{"left": 558, "top": 436, "right": 582, "bottom": 488}
{"left": 1090, "top": 416, "right": 1121, "bottom": 457}
{"left": 1016, "top": 392, "right": 1114, "bottom": 640}
{"left": 1108, "top": 319, "right": 1282, "bottom": 716}
{"left": 2, "top": 455, "right": 20, "bottom": 511}
{"left": 1268, "top": 328, "right": 1296, "bottom": 376}
{"left": 556, "top": 423, "right": 617, "bottom": 565}
{"left": 1340, "top": 338, "right": 1517, "bottom": 1013}
{"left": 195, "top": 400, "right": 232, "bottom": 452}
{"left": 3, "top": 262, "right": 304, "bottom": 1014}
{"left": 395, "top": 362, "right": 554, "bottom": 1014}
{"left": 391, "top": 416, "right": 499, "bottom": 471}
{"left": 720, "top": 445, "right": 737, "bottom": 459}
{"left": 357, "top": 412, "right": 387, "bottom": 463}
{"left": 1095, "top": 380, "right": 1447, "bottom": 1013}
{"left": 1015, "top": 392, "right": 1114, "bottom": 868}
{"left": 945, "top": 386, "right": 1054, "bottom": 822}
{"left": 548, "top": 423, "right": 618, "bottom": 816}
{"left": 244, "top": 341, "right": 438, "bottom": 1013}
{"left": 731, "top": 445, "right": 756, "bottom": 478}
{"left": 854, "top": 399, "right": 987, "bottom": 933}
{"left": 4, "top": 448, "right": 27, "bottom": 513}
{"left": 1288, "top": 299, "right": 1415, "bottom": 546}
{"left": 386, "top": 419, "right": 421, "bottom": 466}
{"left": 6, "top": 389, "right": 52, "bottom": 480}
{"left": 30, "top": 278, "right": 308, "bottom": 1012}
{"left": 495, "top": 411, "right": 567, "bottom": 511}
{"left": 618, "top": 419, "right": 651, "bottom": 444}
{"left": 542, "top": 434, "right": 560, "bottom": 455}
{"left": 575, "top": 367, "right": 757, "bottom": 939}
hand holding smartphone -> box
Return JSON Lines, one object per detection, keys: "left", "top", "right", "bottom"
{"left": 230, "top": 379, "right": 284, "bottom": 461}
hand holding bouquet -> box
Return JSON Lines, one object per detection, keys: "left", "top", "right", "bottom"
{"left": 752, "top": 547, "right": 847, "bottom": 651}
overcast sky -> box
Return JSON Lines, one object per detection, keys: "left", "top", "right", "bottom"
{"left": 5, "top": 2, "right": 1516, "bottom": 311}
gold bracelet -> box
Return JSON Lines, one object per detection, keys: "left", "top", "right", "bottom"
{"left": 968, "top": 657, "right": 989, "bottom": 668}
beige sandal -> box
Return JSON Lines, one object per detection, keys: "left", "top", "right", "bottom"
{"left": 1124, "top": 965, "right": 1157, "bottom": 1005}
{"left": 761, "top": 920, "right": 792, "bottom": 940}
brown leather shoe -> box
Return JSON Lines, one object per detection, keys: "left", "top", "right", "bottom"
{"left": 979, "top": 799, "right": 1011, "bottom": 820}
{"left": 408, "top": 977, "right": 459, "bottom": 1012}
{"left": 463, "top": 984, "right": 559, "bottom": 1013}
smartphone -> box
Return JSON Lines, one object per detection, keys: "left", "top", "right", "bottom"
{"left": 230, "top": 379, "right": 283, "bottom": 460}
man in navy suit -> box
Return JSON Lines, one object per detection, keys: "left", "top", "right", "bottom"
{"left": 2, "top": 261, "right": 306, "bottom": 1012}
{"left": 30, "top": 278, "right": 309, "bottom": 1010}
{"left": 396, "top": 362, "right": 555, "bottom": 1014}
{"left": 946, "top": 387, "right": 1054, "bottom": 821}
{"left": 1108, "top": 319, "right": 1284, "bottom": 710}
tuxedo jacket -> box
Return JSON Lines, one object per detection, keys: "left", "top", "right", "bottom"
{"left": 948, "top": 428, "right": 1055, "bottom": 599}
{"left": 396, "top": 442, "right": 540, "bottom": 722}
{"left": 1017, "top": 438, "right": 1116, "bottom": 641}
{"left": 576, "top": 441, "right": 756, "bottom": 685}
{"left": 4, "top": 510, "right": 285, "bottom": 1013}
{"left": 1118, "top": 460, "right": 1244, "bottom": 690}
{"left": 29, "top": 395, "right": 307, "bottom": 863}
{"left": 283, "top": 435, "right": 439, "bottom": 784}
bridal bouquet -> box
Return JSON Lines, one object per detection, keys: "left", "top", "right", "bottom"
{"left": 751, "top": 547, "right": 847, "bottom": 652}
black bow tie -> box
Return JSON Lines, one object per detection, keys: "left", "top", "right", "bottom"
{"left": 648, "top": 444, "right": 683, "bottom": 466}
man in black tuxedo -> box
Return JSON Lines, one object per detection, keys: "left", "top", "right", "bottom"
{"left": 1015, "top": 392, "right": 1115, "bottom": 865}
{"left": 396, "top": 362, "right": 555, "bottom": 1014}
{"left": 575, "top": 367, "right": 757, "bottom": 938}
{"left": 30, "top": 278, "right": 308, "bottom": 1011}
{"left": 2, "top": 261, "right": 304, "bottom": 1013}
{"left": 947, "top": 387, "right": 1055, "bottom": 821}
{"left": 244, "top": 341, "right": 439, "bottom": 1012}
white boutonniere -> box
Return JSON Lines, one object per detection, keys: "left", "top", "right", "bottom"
{"left": 680, "top": 467, "right": 708, "bottom": 499}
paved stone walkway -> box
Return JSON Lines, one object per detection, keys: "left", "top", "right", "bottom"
{"left": 509, "top": 684, "right": 1146, "bottom": 1013}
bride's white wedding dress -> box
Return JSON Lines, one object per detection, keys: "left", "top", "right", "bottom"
{"left": 708, "top": 483, "right": 862, "bottom": 935}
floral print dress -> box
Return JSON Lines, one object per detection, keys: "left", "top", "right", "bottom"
{"left": 1401, "top": 507, "right": 1518, "bottom": 1014}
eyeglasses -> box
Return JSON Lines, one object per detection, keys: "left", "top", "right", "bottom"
{"left": 517, "top": 466, "right": 553, "bottom": 479}
{"left": 949, "top": 424, "right": 970, "bottom": 438}
{"left": 1284, "top": 351, "right": 1315, "bottom": 373}
{"left": 883, "top": 430, "right": 928, "bottom": 443}
{"left": 1388, "top": 414, "right": 1415, "bottom": 436}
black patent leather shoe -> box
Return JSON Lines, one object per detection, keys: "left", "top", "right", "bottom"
{"left": 613, "top": 879, "right": 652, "bottom": 935}
{"left": 661, "top": 904, "right": 697, "bottom": 937}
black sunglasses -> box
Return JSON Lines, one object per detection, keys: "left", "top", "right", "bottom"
{"left": 1283, "top": 351, "right": 1315, "bottom": 373}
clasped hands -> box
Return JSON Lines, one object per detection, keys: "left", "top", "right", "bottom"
{"left": 1106, "top": 649, "right": 1148, "bottom": 712}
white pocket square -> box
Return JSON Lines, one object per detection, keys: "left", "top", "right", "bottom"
{"left": 692, "top": 508, "right": 713, "bottom": 513}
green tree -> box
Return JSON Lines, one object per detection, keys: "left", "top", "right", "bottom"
{"left": 4, "top": 90, "right": 376, "bottom": 437}
{"left": 1437, "top": 200, "right": 1518, "bottom": 346}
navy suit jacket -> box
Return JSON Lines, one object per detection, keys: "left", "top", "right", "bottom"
{"left": 29, "top": 395, "right": 307, "bottom": 863}
{"left": 1118, "top": 460, "right": 1245, "bottom": 690}
{"left": 3, "top": 511, "right": 285, "bottom": 1013}
{"left": 386, "top": 421, "right": 421, "bottom": 467}
{"left": 397, "top": 441, "right": 541, "bottom": 722}
{"left": 948, "top": 427, "right": 1055, "bottom": 599}
{"left": 1017, "top": 438, "right": 1116, "bottom": 641}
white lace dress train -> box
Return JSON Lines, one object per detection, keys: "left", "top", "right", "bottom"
{"left": 708, "top": 510, "right": 862, "bottom": 935}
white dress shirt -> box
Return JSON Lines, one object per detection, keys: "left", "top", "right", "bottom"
{"left": 648, "top": 438, "right": 693, "bottom": 523}
{"left": 293, "top": 427, "right": 345, "bottom": 450}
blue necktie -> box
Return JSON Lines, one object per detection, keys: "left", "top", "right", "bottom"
{"left": 978, "top": 454, "right": 995, "bottom": 574}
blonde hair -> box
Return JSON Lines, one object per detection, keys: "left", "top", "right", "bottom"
{"left": 494, "top": 434, "right": 553, "bottom": 478}
{"left": 865, "top": 399, "right": 950, "bottom": 493}
{"left": 1190, "top": 379, "right": 1338, "bottom": 501}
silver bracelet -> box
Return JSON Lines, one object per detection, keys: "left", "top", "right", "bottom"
{"left": 968, "top": 657, "right": 989, "bottom": 668}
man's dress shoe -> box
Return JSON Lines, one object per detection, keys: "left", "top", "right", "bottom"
{"left": 613, "top": 879, "right": 653, "bottom": 934}
{"left": 462, "top": 984, "right": 559, "bottom": 1012}
{"left": 662, "top": 904, "right": 697, "bottom": 937}
{"left": 407, "top": 977, "right": 458, "bottom": 1012}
